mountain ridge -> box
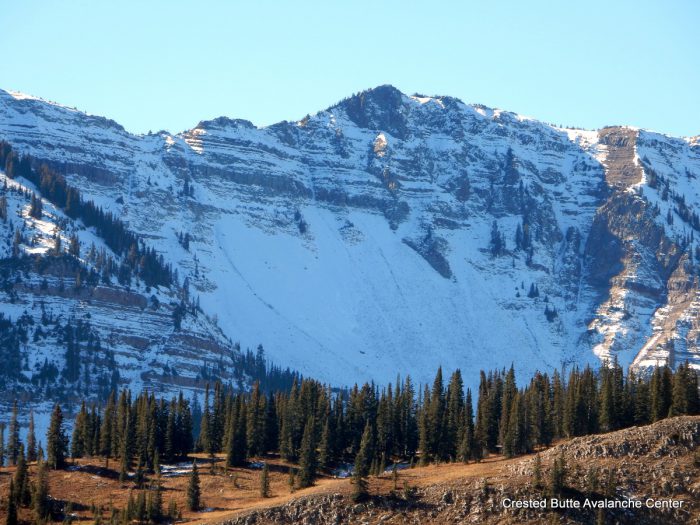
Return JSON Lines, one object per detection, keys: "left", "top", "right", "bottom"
{"left": 1, "top": 85, "right": 699, "bottom": 393}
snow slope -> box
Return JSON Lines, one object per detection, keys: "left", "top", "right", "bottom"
{"left": 1, "top": 85, "right": 699, "bottom": 392}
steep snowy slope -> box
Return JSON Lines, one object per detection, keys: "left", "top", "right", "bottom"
{"left": 1, "top": 86, "right": 698, "bottom": 390}
{"left": 0, "top": 168, "right": 254, "bottom": 406}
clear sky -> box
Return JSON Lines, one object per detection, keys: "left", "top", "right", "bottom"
{"left": 1, "top": 0, "right": 698, "bottom": 136}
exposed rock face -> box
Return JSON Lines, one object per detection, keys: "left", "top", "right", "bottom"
{"left": 1, "top": 86, "right": 699, "bottom": 388}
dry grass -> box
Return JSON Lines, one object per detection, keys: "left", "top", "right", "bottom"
{"left": 0, "top": 453, "right": 523, "bottom": 525}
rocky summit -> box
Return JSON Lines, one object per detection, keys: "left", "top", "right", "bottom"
{"left": 1, "top": 85, "right": 700, "bottom": 394}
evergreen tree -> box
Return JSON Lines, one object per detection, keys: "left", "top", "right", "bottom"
{"left": 7, "top": 401, "right": 20, "bottom": 466}
{"left": 72, "top": 401, "right": 89, "bottom": 458}
{"left": 445, "top": 369, "right": 464, "bottom": 460}
{"left": 226, "top": 396, "right": 247, "bottom": 467}
{"left": 499, "top": 366, "right": 516, "bottom": 450}
{"left": 187, "top": 462, "right": 201, "bottom": 511}
{"left": 12, "top": 444, "right": 29, "bottom": 506}
{"left": 6, "top": 480, "right": 17, "bottom": 525}
{"left": 47, "top": 403, "right": 68, "bottom": 470}
{"left": 490, "top": 221, "right": 504, "bottom": 256}
{"left": 297, "top": 417, "right": 317, "bottom": 488}
{"left": 260, "top": 462, "right": 270, "bottom": 498}
{"left": 459, "top": 388, "right": 476, "bottom": 462}
{"left": 32, "top": 459, "right": 50, "bottom": 522}
{"left": 352, "top": 422, "right": 372, "bottom": 502}
{"left": 288, "top": 467, "right": 296, "bottom": 493}
{"left": 533, "top": 453, "right": 543, "bottom": 490}
{"left": 549, "top": 452, "right": 567, "bottom": 497}
{"left": 148, "top": 482, "right": 164, "bottom": 523}
{"left": 670, "top": 362, "right": 699, "bottom": 416}
{"left": 27, "top": 411, "right": 37, "bottom": 462}
{"left": 318, "top": 419, "right": 332, "bottom": 470}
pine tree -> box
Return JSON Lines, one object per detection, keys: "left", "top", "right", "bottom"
{"left": 12, "top": 444, "right": 29, "bottom": 506}
{"left": 459, "top": 389, "right": 476, "bottom": 462}
{"left": 134, "top": 457, "right": 146, "bottom": 488}
{"left": 318, "top": 419, "right": 331, "bottom": 470}
{"left": 72, "top": 401, "right": 89, "bottom": 458}
{"left": 490, "top": 221, "right": 504, "bottom": 256}
{"left": 499, "top": 366, "right": 516, "bottom": 449}
{"left": 32, "top": 459, "right": 50, "bottom": 522}
{"left": 288, "top": 467, "right": 296, "bottom": 493}
{"left": 226, "top": 396, "right": 247, "bottom": 467}
{"left": 533, "top": 453, "right": 543, "bottom": 490}
{"left": 260, "top": 462, "right": 270, "bottom": 498}
{"left": 27, "top": 411, "right": 37, "bottom": 462}
{"left": 297, "top": 417, "right": 317, "bottom": 488}
{"left": 47, "top": 403, "right": 68, "bottom": 470}
{"left": 6, "top": 480, "right": 17, "bottom": 525}
{"left": 100, "top": 392, "right": 116, "bottom": 457}
{"left": 148, "top": 482, "right": 163, "bottom": 523}
{"left": 7, "top": 401, "right": 20, "bottom": 466}
{"left": 670, "top": 362, "right": 699, "bottom": 416}
{"left": 187, "top": 461, "right": 201, "bottom": 511}
{"left": 352, "top": 422, "right": 372, "bottom": 502}
{"left": 549, "top": 452, "right": 566, "bottom": 497}
{"left": 445, "top": 370, "right": 464, "bottom": 460}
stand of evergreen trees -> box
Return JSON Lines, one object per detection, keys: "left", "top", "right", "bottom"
{"left": 5, "top": 359, "right": 698, "bottom": 473}
{"left": 0, "top": 141, "right": 173, "bottom": 288}
{"left": 1, "top": 360, "right": 698, "bottom": 521}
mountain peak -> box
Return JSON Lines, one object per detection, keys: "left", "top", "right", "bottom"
{"left": 332, "top": 85, "right": 410, "bottom": 138}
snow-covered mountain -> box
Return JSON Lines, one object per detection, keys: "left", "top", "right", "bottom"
{"left": 0, "top": 167, "right": 257, "bottom": 406}
{"left": 1, "top": 85, "right": 699, "bottom": 394}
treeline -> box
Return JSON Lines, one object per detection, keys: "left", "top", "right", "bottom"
{"left": 1, "top": 360, "right": 698, "bottom": 516}
{"left": 0, "top": 141, "right": 173, "bottom": 288}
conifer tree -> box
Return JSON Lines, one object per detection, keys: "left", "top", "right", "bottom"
{"left": 148, "top": 482, "right": 163, "bottom": 523}
{"left": 352, "top": 422, "right": 372, "bottom": 502}
{"left": 32, "top": 459, "right": 50, "bottom": 522}
{"left": 6, "top": 480, "right": 17, "bottom": 525}
{"left": 27, "top": 411, "right": 37, "bottom": 462}
{"left": 226, "top": 396, "right": 248, "bottom": 467}
{"left": 47, "top": 403, "right": 68, "bottom": 470}
{"left": 7, "top": 401, "right": 20, "bottom": 466}
{"left": 187, "top": 461, "right": 201, "bottom": 511}
{"left": 72, "top": 401, "right": 89, "bottom": 458}
{"left": 318, "top": 419, "right": 331, "bottom": 470}
{"left": 260, "top": 462, "right": 270, "bottom": 498}
{"left": 298, "top": 417, "right": 318, "bottom": 488}
{"left": 459, "top": 388, "right": 476, "bottom": 462}
{"left": 499, "top": 366, "right": 516, "bottom": 450}
{"left": 12, "top": 444, "right": 29, "bottom": 506}
{"left": 100, "top": 392, "right": 116, "bottom": 457}
{"left": 445, "top": 370, "right": 464, "bottom": 460}
{"left": 549, "top": 452, "right": 566, "bottom": 497}
{"left": 288, "top": 467, "right": 296, "bottom": 492}
{"left": 533, "top": 453, "right": 543, "bottom": 490}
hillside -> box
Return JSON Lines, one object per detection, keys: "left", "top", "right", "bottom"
{"left": 0, "top": 416, "right": 696, "bottom": 525}
{"left": 213, "top": 416, "right": 700, "bottom": 525}
{"left": 1, "top": 86, "right": 700, "bottom": 392}
{"left": 0, "top": 164, "right": 297, "bottom": 417}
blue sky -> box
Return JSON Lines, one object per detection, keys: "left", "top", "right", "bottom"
{"left": 1, "top": 1, "right": 698, "bottom": 136}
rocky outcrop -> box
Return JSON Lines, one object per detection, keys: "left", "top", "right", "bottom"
{"left": 222, "top": 417, "right": 700, "bottom": 525}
